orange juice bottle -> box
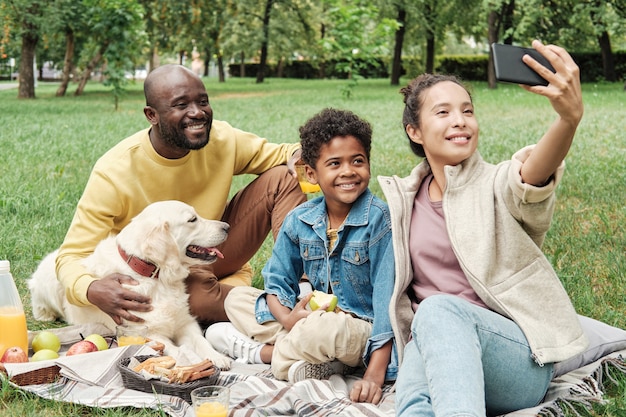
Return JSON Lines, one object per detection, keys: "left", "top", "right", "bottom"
{"left": 0, "top": 260, "right": 28, "bottom": 358}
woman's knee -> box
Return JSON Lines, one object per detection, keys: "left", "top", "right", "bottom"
{"left": 414, "top": 295, "right": 468, "bottom": 324}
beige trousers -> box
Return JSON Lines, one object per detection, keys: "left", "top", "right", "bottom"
{"left": 225, "top": 286, "right": 372, "bottom": 380}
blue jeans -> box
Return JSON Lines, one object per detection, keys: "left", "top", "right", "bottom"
{"left": 395, "top": 295, "right": 553, "bottom": 417}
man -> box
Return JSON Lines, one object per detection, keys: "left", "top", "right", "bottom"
{"left": 55, "top": 64, "right": 306, "bottom": 327}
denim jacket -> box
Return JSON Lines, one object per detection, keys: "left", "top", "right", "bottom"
{"left": 256, "top": 188, "right": 398, "bottom": 380}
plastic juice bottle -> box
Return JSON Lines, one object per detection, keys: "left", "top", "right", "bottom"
{"left": 0, "top": 260, "right": 28, "bottom": 358}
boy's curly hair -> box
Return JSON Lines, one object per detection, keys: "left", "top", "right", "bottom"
{"left": 299, "top": 108, "right": 372, "bottom": 167}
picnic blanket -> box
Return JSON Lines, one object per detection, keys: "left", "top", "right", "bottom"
{"left": 2, "top": 324, "right": 626, "bottom": 417}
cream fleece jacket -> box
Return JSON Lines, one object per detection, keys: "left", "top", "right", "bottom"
{"left": 378, "top": 146, "right": 587, "bottom": 365}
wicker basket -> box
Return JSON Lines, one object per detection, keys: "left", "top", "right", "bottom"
{"left": 117, "top": 355, "right": 220, "bottom": 403}
{"left": 0, "top": 363, "right": 61, "bottom": 386}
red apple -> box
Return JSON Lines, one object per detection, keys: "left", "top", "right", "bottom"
{"left": 1, "top": 346, "right": 28, "bottom": 363}
{"left": 66, "top": 340, "right": 98, "bottom": 356}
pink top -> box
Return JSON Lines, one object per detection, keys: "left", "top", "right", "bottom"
{"left": 409, "top": 174, "right": 489, "bottom": 311}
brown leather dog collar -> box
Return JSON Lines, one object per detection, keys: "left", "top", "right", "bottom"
{"left": 117, "top": 246, "right": 160, "bottom": 279}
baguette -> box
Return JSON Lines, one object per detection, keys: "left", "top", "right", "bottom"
{"left": 131, "top": 356, "right": 217, "bottom": 384}
{"left": 167, "top": 359, "right": 216, "bottom": 383}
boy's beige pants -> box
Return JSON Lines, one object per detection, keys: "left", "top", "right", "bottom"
{"left": 224, "top": 286, "right": 372, "bottom": 380}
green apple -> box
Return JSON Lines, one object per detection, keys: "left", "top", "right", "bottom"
{"left": 31, "top": 349, "right": 60, "bottom": 362}
{"left": 31, "top": 331, "right": 61, "bottom": 353}
{"left": 308, "top": 290, "right": 338, "bottom": 312}
{"left": 84, "top": 333, "right": 109, "bottom": 351}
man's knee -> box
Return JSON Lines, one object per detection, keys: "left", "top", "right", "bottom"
{"left": 186, "top": 265, "right": 234, "bottom": 325}
{"left": 254, "top": 166, "right": 306, "bottom": 238}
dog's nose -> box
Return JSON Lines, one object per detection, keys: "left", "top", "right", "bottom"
{"left": 222, "top": 223, "right": 230, "bottom": 234}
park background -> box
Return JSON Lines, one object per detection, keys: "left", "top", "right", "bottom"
{"left": 2, "top": 0, "right": 626, "bottom": 96}
{"left": 1, "top": 0, "right": 625, "bottom": 416}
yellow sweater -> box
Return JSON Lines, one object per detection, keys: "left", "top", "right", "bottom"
{"left": 56, "top": 121, "right": 300, "bottom": 306}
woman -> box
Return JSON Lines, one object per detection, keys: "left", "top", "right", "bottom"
{"left": 378, "top": 40, "right": 587, "bottom": 416}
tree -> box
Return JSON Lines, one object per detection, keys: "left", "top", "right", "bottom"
{"left": 585, "top": 1, "right": 623, "bottom": 82}
{"left": 256, "top": 0, "right": 275, "bottom": 83}
{"left": 224, "top": 0, "right": 318, "bottom": 83}
{"left": 515, "top": 0, "right": 625, "bottom": 82}
{"left": 239, "top": 0, "right": 312, "bottom": 83}
{"left": 185, "top": 0, "right": 231, "bottom": 81}
{"left": 73, "top": 0, "right": 144, "bottom": 96}
{"left": 137, "top": 0, "right": 193, "bottom": 72}
{"left": 1, "top": 0, "right": 49, "bottom": 98}
{"left": 485, "top": 0, "right": 516, "bottom": 88}
{"left": 321, "top": 0, "right": 397, "bottom": 76}
{"left": 51, "top": 0, "right": 88, "bottom": 96}
{"left": 408, "top": 0, "right": 481, "bottom": 74}
{"left": 390, "top": 5, "right": 406, "bottom": 86}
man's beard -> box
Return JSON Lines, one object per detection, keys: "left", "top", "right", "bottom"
{"left": 159, "top": 120, "right": 211, "bottom": 150}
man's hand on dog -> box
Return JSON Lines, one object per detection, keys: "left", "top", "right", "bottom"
{"left": 87, "top": 274, "right": 152, "bottom": 325}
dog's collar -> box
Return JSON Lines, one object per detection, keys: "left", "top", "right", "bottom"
{"left": 117, "top": 246, "right": 160, "bottom": 279}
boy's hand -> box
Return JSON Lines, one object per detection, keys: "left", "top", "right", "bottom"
{"left": 282, "top": 293, "right": 314, "bottom": 331}
{"left": 350, "top": 378, "right": 383, "bottom": 404}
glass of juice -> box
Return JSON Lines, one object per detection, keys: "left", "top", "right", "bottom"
{"left": 115, "top": 324, "right": 148, "bottom": 347}
{"left": 295, "top": 164, "right": 321, "bottom": 194}
{"left": 191, "top": 385, "right": 230, "bottom": 417}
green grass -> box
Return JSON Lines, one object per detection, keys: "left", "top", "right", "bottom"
{"left": 1, "top": 77, "right": 625, "bottom": 415}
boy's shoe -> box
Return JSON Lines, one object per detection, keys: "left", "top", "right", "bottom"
{"left": 287, "top": 359, "right": 349, "bottom": 383}
{"left": 204, "top": 322, "right": 263, "bottom": 364}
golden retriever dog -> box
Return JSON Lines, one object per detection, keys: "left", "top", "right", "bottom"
{"left": 29, "top": 200, "right": 232, "bottom": 369}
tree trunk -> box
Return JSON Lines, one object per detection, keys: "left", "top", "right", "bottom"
{"left": 319, "top": 23, "right": 326, "bottom": 79}
{"left": 148, "top": 44, "right": 158, "bottom": 72}
{"left": 501, "top": 0, "right": 515, "bottom": 45}
{"left": 203, "top": 47, "right": 211, "bottom": 77}
{"left": 423, "top": 1, "right": 435, "bottom": 75}
{"left": 17, "top": 33, "right": 38, "bottom": 99}
{"left": 390, "top": 8, "right": 406, "bottom": 86}
{"left": 74, "top": 48, "right": 105, "bottom": 96}
{"left": 276, "top": 57, "right": 284, "bottom": 78}
{"left": 56, "top": 29, "right": 75, "bottom": 97}
{"left": 425, "top": 31, "right": 435, "bottom": 74}
{"left": 218, "top": 53, "right": 225, "bottom": 82}
{"left": 256, "top": 0, "right": 275, "bottom": 84}
{"left": 598, "top": 30, "right": 616, "bottom": 82}
{"left": 487, "top": 10, "right": 500, "bottom": 89}
{"left": 240, "top": 51, "right": 245, "bottom": 78}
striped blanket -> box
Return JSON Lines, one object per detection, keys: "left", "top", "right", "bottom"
{"left": 2, "top": 324, "right": 625, "bottom": 417}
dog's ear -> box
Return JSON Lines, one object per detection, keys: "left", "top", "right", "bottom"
{"left": 141, "top": 222, "right": 185, "bottom": 277}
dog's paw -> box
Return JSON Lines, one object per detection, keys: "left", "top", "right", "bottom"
{"left": 209, "top": 353, "right": 232, "bottom": 371}
{"left": 32, "top": 309, "right": 58, "bottom": 322}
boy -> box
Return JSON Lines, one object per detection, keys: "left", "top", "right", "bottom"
{"left": 206, "top": 108, "right": 396, "bottom": 404}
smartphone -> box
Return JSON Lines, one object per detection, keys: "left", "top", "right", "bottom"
{"left": 491, "top": 43, "right": 555, "bottom": 86}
